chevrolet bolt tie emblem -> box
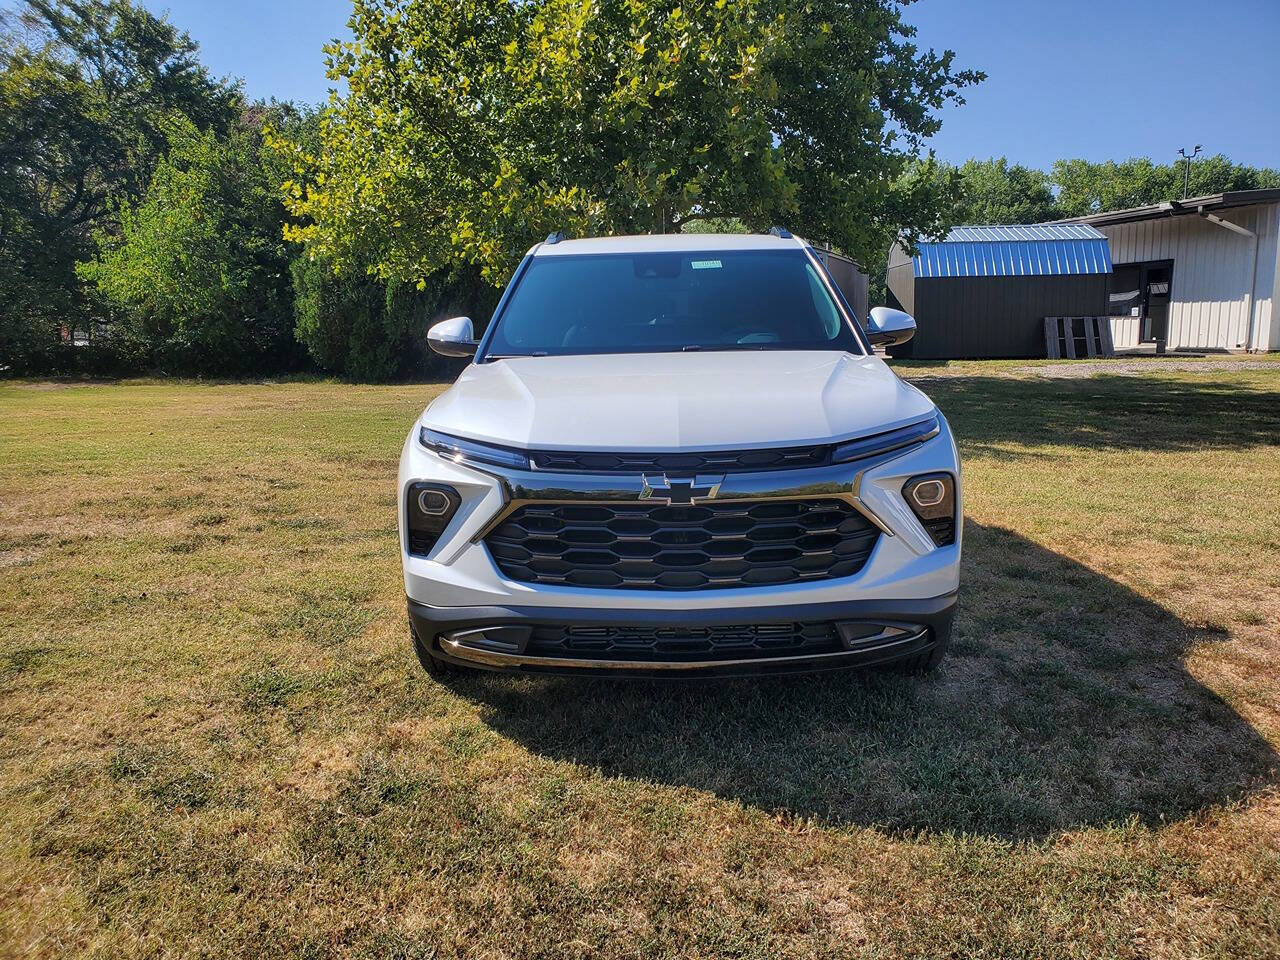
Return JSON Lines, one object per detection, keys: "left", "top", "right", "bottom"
{"left": 639, "top": 474, "right": 724, "bottom": 505}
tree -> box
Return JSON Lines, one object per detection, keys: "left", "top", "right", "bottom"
{"left": 1053, "top": 155, "right": 1280, "bottom": 218}
{"left": 950, "top": 157, "right": 1060, "bottom": 225}
{"left": 78, "top": 108, "right": 301, "bottom": 374}
{"left": 291, "top": 256, "right": 499, "bottom": 381}
{"left": 278, "top": 0, "right": 982, "bottom": 291}
{"left": 0, "top": 0, "right": 238, "bottom": 372}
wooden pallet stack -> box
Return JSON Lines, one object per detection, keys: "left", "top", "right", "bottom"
{"left": 1044, "top": 316, "right": 1115, "bottom": 359}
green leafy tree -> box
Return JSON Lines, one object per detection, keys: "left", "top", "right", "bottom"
{"left": 291, "top": 256, "right": 393, "bottom": 379}
{"left": 291, "top": 254, "right": 499, "bottom": 381}
{"left": 680, "top": 216, "right": 749, "bottom": 235}
{"left": 278, "top": 0, "right": 981, "bottom": 290}
{"left": 78, "top": 108, "right": 301, "bottom": 374}
{"left": 1053, "top": 155, "right": 1280, "bottom": 217}
{"left": 0, "top": 0, "right": 238, "bottom": 372}
{"left": 950, "top": 157, "right": 1060, "bottom": 225}
{"left": 278, "top": 105, "right": 501, "bottom": 382}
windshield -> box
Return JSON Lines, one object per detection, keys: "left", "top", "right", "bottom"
{"left": 482, "top": 249, "right": 864, "bottom": 358}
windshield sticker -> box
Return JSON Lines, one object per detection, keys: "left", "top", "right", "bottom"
{"left": 690, "top": 259, "right": 722, "bottom": 270}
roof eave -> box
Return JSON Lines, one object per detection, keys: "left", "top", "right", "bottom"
{"left": 1063, "top": 189, "right": 1280, "bottom": 228}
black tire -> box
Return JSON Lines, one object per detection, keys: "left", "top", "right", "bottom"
{"left": 893, "top": 623, "right": 952, "bottom": 674}
{"left": 410, "top": 619, "right": 457, "bottom": 679}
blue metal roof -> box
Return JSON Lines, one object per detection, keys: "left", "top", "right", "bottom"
{"left": 913, "top": 223, "right": 1112, "bottom": 278}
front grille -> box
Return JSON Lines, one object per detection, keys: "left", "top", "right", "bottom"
{"left": 530, "top": 445, "right": 830, "bottom": 474}
{"left": 527, "top": 622, "right": 841, "bottom": 661}
{"left": 485, "top": 499, "right": 879, "bottom": 590}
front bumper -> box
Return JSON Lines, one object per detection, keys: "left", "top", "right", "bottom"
{"left": 409, "top": 592, "right": 957, "bottom": 677}
{"left": 399, "top": 416, "right": 963, "bottom": 610}
{"left": 399, "top": 411, "right": 963, "bottom": 676}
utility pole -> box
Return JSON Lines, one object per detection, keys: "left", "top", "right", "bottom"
{"left": 1177, "top": 145, "right": 1202, "bottom": 199}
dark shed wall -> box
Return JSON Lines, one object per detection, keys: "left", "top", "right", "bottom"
{"left": 812, "top": 248, "right": 869, "bottom": 321}
{"left": 886, "top": 264, "right": 915, "bottom": 315}
{"left": 894, "top": 274, "right": 1108, "bottom": 358}
{"left": 885, "top": 243, "right": 915, "bottom": 315}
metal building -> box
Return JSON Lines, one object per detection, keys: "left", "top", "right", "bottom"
{"left": 885, "top": 224, "right": 1113, "bottom": 358}
{"left": 1067, "top": 190, "right": 1280, "bottom": 352}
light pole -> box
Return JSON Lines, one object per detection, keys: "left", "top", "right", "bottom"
{"left": 1177, "top": 145, "right": 1202, "bottom": 199}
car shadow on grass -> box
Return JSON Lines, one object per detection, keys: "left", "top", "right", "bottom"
{"left": 456, "top": 520, "right": 1278, "bottom": 840}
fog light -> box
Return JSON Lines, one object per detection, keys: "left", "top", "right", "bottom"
{"left": 902, "top": 473, "right": 956, "bottom": 547}
{"left": 406, "top": 482, "right": 461, "bottom": 556}
{"left": 909, "top": 479, "right": 947, "bottom": 508}
{"left": 417, "top": 488, "right": 453, "bottom": 516}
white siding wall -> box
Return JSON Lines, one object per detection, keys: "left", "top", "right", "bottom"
{"left": 1268, "top": 209, "right": 1280, "bottom": 351}
{"left": 1109, "top": 312, "right": 1142, "bottom": 350}
{"left": 1099, "top": 202, "right": 1280, "bottom": 351}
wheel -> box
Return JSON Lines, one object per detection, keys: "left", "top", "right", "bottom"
{"left": 410, "top": 619, "right": 457, "bottom": 679}
{"left": 893, "top": 623, "right": 952, "bottom": 674}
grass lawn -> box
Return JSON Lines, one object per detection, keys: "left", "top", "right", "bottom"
{"left": 2, "top": 358, "right": 1279, "bottom": 958}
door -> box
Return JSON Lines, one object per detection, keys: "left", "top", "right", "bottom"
{"left": 1140, "top": 261, "right": 1173, "bottom": 345}
{"left": 1107, "top": 260, "right": 1174, "bottom": 347}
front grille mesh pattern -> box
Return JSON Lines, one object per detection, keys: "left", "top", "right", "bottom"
{"left": 527, "top": 622, "right": 841, "bottom": 661}
{"left": 530, "top": 445, "right": 830, "bottom": 474}
{"left": 485, "top": 499, "right": 879, "bottom": 590}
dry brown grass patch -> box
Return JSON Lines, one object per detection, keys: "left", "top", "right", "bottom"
{"left": 1, "top": 371, "right": 1278, "bottom": 957}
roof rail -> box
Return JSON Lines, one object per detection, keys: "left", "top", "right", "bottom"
{"left": 768, "top": 226, "right": 793, "bottom": 239}
{"left": 545, "top": 231, "right": 566, "bottom": 244}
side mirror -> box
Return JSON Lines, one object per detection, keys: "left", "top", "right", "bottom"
{"left": 867, "top": 306, "right": 916, "bottom": 346}
{"left": 427, "top": 316, "right": 478, "bottom": 358}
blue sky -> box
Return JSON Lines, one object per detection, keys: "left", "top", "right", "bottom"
{"left": 140, "top": 0, "right": 1280, "bottom": 171}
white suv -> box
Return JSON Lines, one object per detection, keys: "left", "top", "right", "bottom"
{"left": 398, "top": 231, "right": 961, "bottom": 677}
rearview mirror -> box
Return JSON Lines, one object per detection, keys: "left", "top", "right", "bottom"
{"left": 427, "top": 316, "right": 478, "bottom": 358}
{"left": 867, "top": 306, "right": 916, "bottom": 347}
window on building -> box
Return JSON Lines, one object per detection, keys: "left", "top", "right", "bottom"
{"left": 1107, "top": 264, "right": 1142, "bottom": 317}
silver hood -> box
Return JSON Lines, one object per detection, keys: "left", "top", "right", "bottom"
{"left": 421, "top": 351, "right": 936, "bottom": 451}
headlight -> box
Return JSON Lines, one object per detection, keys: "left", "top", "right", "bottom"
{"left": 832, "top": 415, "right": 940, "bottom": 464}
{"left": 902, "top": 472, "right": 956, "bottom": 547}
{"left": 419, "top": 427, "right": 530, "bottom": 470}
